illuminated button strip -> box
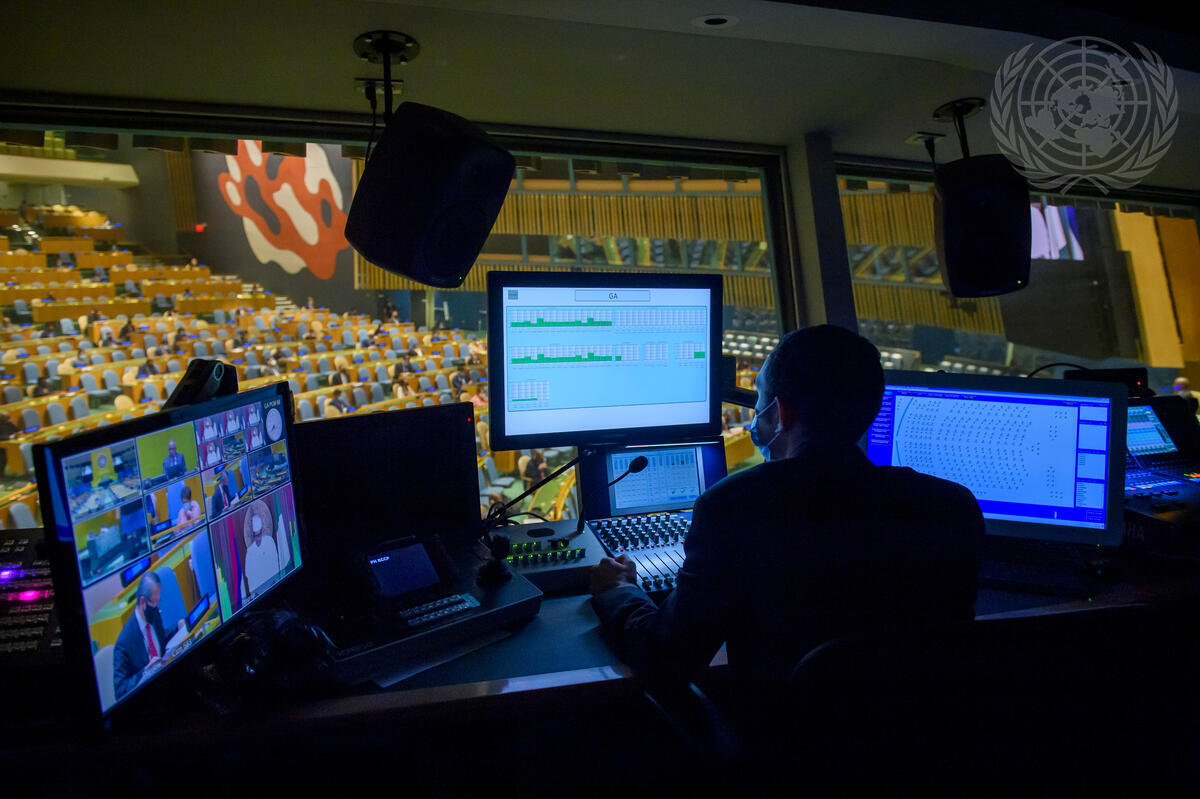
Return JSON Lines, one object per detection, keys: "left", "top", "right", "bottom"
{"left": 508, "top": 539, "right": 588, "bottom": 568}
{"left": 397, "top": 593, "right": 479, "bottom": 626}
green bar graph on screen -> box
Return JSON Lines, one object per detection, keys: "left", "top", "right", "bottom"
{"left": 511, "top": 353, "right": 616, "bottom": 364}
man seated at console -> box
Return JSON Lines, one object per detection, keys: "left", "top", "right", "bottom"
{"left": 112, "top": 571, "right": 186, "bottom": 700}
{"left": 589, "top": 324, "right": 984, "bottom": 734}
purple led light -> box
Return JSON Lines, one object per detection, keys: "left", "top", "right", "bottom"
{"left": 0, "top": 569, "right": 15, "bottom": 581}
{"left": 17, "top": 590, "right": 40, "bottom": 602}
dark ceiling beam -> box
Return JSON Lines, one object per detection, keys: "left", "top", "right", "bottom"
{"left": 780, "top": 1, "right": 1200, "bottom": 73}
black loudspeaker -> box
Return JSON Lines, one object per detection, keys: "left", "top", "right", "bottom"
{"left": 162, "top": 358, "right": 237, "bottom": 410}
{"left": 934, "top": 154, "right": 1032, "bottom": 297}
{"left": 345, "top": 102, "right": 515, "bottom": 289}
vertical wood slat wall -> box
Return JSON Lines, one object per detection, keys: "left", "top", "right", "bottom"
{"left": 166, "top": 148, "right": 199, "bottom": 233}
{"left": 357, "top": 261, "right": 775, "bottom": 311}
{"left": 489, "top": 193, "right": 764, "bottom": 241}
{"left": 841, "top": 189, "right": 1004, "bottom": 335}
{"left": 357, "top": 188, "right": 773, "bottom": 307}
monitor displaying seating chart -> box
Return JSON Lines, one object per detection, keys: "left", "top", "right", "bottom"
{"left": 860, "top": 371, "right": 1126, "bottom": 546}
{"left": 34, "top": 383, "right": 304, "bottom": 718}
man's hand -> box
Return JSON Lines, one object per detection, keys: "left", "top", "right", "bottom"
{"left": 177, "top": 619, "right": 186, "bottom": 632}
{"left": 590, "top": 554, "right": 637, "bottom": 595}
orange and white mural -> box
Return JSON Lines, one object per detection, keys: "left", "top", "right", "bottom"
{"left": 218, "top": 140, "right": 348, "bottom": 279}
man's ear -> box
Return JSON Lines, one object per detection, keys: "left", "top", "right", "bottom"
{"left": 775, "top": 398, "right": 793, "bottom": 431}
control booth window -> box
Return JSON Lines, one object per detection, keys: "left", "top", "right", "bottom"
{"left": 839, "top": 175, "right": 1200, "bottom": 397}
{"left": 0, "top": 130, "right": 787, "bottom": 529}
{"left": 353, "top": 152, "right": 788, "bottom": 490}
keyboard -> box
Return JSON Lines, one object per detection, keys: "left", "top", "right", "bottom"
{"left": 0, "top": 529, "right": 62, "bottom": 666}
{"left": 588, "top": 511, "right": 692, "bottom": 593}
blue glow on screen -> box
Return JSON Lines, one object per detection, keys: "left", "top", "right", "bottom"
{"left": 864, "top": 386, "right": 1111, "bottom": 530}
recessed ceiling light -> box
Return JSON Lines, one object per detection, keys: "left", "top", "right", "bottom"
{"left": 691, "top": 14, "right": 739, "bottom": 29}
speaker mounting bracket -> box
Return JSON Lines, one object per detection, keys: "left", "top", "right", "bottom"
{"left": 932, "top": 97, "right": 985, "bottom": 159}
{"left": 354, "top": 30, "right": 419, "bottom": 118}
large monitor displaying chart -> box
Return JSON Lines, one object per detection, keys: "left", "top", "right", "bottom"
{"left": 860, "top": 371, "right": 1126, "bottom": 546}
{"left": 486, "top": 271, "right": 722, "bottom": 449}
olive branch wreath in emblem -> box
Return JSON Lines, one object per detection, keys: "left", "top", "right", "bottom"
{"left": 990, "top": 40, "right": 1177, "bottom": 194}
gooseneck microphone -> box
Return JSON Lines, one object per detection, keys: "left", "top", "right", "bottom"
{"left": 607, "top": 455, "right": 649, "bottom": 488}
{"left": 576, "top": 455, "right": 650, "bottom": 538}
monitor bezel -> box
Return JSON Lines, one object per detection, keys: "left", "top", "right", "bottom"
{"left": 33, "top": 381, "right": 307, "bottom": 723}
{"left": 486, "top": 270, "right": 723, "bottom": 451}
{"left": 864, "top": 370, "right": 1127, "bottom": 547}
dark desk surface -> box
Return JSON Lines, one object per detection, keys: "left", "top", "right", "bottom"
{"left": 281, "top": 582, "right": 1160, "bottom": 726}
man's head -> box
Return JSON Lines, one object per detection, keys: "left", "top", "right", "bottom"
{"left": 136, "top": 572, "right": 162, "bottom": 616}
{"left": 180, "top": 484, "right": 192, "bottom": 503}
{"left": 1174, "top": 376, "right": 1191, "bottom": 393}
{"left": 167, "top": 440, "right": 177, "bottom": 457}
{"left": 753, "top": 324, "right": 883, "bottom": 458}
{"left": 220, "top": 469, "right": 230, "bottom": 487}
{"left": 249, "top": 510, "right": 264, "bottom": 545}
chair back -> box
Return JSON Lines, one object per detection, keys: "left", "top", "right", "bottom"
{"left": 46, "top": 402, "right": 67, "bottom": 425}
{"left": 787, "top": 606, "right": 1183, "bottom": 775}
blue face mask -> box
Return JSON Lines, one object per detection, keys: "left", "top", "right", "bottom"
{"left": 746, "top": 397, "right": 781, "bottom": 460}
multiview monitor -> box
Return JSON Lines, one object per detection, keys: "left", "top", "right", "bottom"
{"left": 34, "top": 383, "right": 305, "bottom": 719}
{"left": 860, "top": 371, "right": 1126, "bottom": 547}
{"left": 486, "top": 271, "right": 723, "bottom": 450}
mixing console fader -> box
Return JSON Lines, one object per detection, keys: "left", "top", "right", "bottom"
{"left": 588, "top": 511, "right": 691, "bottom": 593}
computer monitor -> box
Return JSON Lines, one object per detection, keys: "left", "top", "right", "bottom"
{"left": 1127, "top": 404, "right": 1177, "bottom": 456}
{"left": 34, "top": 383, "right": 305, "bottom": 719}
{"left": 578, "top": 441, "right": 728, "bottom": 519}
{"left": 860, "top": 371, "right": 1126, "bottom": 546}
{"left": 486, "top": 271, "right": 723, "bottom": 450}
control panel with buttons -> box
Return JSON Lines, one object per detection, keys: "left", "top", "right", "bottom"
{"left": 588, "top": 510, "right": 692, "bottom": 595}
{"left": 502, "top": 519, "right": 605, "bottom": 594}
{"left": 0, "top": 529, "right": 62, "bottom": 664}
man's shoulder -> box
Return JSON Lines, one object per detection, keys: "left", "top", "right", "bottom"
{"left": 878, "top": 465, "right": 977, "bottom": 504}
{"left": 115, "top": 613, "right": 140, "bottom": 648}
{"left": 698, "top": 463, "right": 772, "bottom": 510}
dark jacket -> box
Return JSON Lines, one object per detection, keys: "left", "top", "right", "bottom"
{"left": 113, "top": 608, "right": 169, "bottom": 701}
{"left": 591, "top": 444, "right": 983, "bottom": 720}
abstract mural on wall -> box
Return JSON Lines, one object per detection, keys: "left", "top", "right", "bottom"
{"left": 218, "top": 140, "right": 348, "bottom": 279}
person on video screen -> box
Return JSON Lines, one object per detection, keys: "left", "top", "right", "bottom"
{"left": 162, "top": 440, "right": 186, "bottom": 479}
{"left": 112, "top": 572, "right": 185, "bottom": 700}
{"left": 175, "top": 484, "right": 201, "bottom": 527}
{"left": 242, "top": 501, "right": 283, "bottom": 596}
{"left": 211, "top": 469, "right": 236, "bottom": 517}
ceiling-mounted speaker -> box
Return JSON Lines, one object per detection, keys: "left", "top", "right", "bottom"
{"left": 132, "top": 135, "right": 185, "bottom": 151}
{"left": 345, "top": 102, "right": 514, "bottom": 289}
{"left": 190, "top": 138, "right": 239, "bottom": 155}
{"left": 261, "top": 141, "right": 307, "bottom": 157}
{"left": 934, "top": 154, "right": 1031, "bottom": 297}
{"left": 64, "top": 131, "right": 119, "bottom": 151}
{"left": 514, "top": 154, "right": 541, "bottom": 172}
{"left": 1, "top": 129, "right": 44, "bottom": 147}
